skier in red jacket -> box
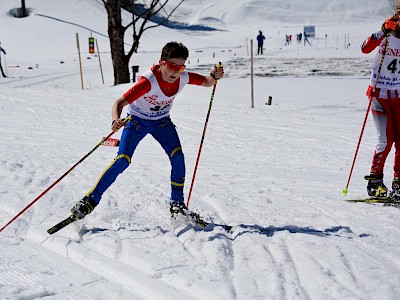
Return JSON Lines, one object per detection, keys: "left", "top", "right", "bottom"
{"left": 361, "top": 15, "right": 400, "bottom": 201}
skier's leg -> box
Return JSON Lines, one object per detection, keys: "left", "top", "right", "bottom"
{"left": 370, "top": 98, "right": 393, "bottom": 176}
{"left": 85, "top": 118, "right": 147, "bottom": 203}
{"left": 363, "top": 98, "right": 393, "bottom": 197}
{"left": 151, "top": 117, "right": 185, "bottom": 204}
{"left": 391, "top": 98, "right": 400, "bottom": 178}
{"left": 386, "top": 98, "right": 400, "bottom": 197}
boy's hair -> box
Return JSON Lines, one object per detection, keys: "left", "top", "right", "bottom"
{"left": 160, "top": 42, "right": 189, "bottom": 61}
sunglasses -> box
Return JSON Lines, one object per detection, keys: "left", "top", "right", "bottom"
{"left": 162, "top": 61, "right": 186, "bottom": 73}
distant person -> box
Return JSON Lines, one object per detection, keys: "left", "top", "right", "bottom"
{"left": 361, "top": 15, "right": 400, "bottom": 201}
{"left": 304, "top": 33, "right": 311, "bottom": 46}
{"left": 257, "top": 30, "right": 265, "bottom": 55}
{"left": 69, "top": 41, "right": 225, "bottom": 220}
{"left": 0, "top": 46, "right": 6, "bottom": 78}
{"left": 285, "top": 34, "right": 289, "bottom": 46}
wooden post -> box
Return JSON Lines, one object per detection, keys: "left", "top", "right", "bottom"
{"left": 347, "top": 32, "right": 350, "bottom": 48}
{"left": 76, "top": 33, "right": 84, "bottom": 90}
{"left": 21, "top": 0, "right": 26, "bottom": 17}
{"left": 250, "top": 39, "right": 254, "bottom": 108}
{"left": 95, "top": 39, "right": 104, "bottom": 84}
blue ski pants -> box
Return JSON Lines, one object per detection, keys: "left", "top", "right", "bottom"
{"left": 86, "top": 116, "right": 185, "bottom": 204}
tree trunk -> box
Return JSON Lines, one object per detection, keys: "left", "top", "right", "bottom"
{"left": 104, "top": 0, "right": 184, "bottom": 85}
{"left": 105, "top": 0, "right": 131, "bottom": 85}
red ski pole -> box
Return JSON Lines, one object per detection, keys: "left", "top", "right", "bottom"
{"left": 186, "top": 63, "right": 222, "bottom": 208}
{"left": 0, "top": 116, "right": 132, "bottom": 233}
{"left": 343, "top": 98, "right": 373, "bottom": 196}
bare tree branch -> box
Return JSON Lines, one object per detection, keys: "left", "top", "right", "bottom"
{"left": 103, "top": 0, "right": 186, "bottom": 84}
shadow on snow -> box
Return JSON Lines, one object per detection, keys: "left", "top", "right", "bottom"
{"left": 77, "top": 223, "right": 369, "bottom": 241}
{"left": 178, "top": 223, "right": 369, "bottom": 240}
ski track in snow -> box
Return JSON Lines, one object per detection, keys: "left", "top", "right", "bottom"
{"left": 3, "top": 70, "right": 400, "bottom": 298}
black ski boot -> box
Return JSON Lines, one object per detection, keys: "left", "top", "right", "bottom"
{"left": 390, "top": 177, "right": 400, "bottom": 203}
{"left": 169, "top": 202, "right": 208, "bottom": 227}
{"left": 364, "top": 174, "right": 388, "bottom": 197}
{"left": 71, "top": 195, "right": 98, "bottom": 220}
{"left": 170, "top": 202, "right": 188, "bottom": 218}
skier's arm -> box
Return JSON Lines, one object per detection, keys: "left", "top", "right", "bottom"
{"left": 111, "top": 77, "right": 151, "bottom": 131}
{"left": 111, "top": 97, "right": 129, "bottom": 131}
{"left": 123, "top": 77, "right": 151, "bottom": 103}
{"left": 201, "top": 65, "right": 225, "bottom": 87}
{"left": 361, "top": 31, "right": 385, "bottom": 54}
{"left": 361, "top": 16, "right": 397, "bottom": 54}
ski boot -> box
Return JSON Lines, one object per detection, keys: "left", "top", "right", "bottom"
{"left": 169, "top": 201, "right": 207, "bottom": 227}
{"left": 170, "top": 202, "right": 188, "bottom": 218}
{"left": 390, "top": 177, "right": 400, "bottom": 203}
{"left": 71, "top": 195, "right": 98, "bottom": 220}
{"left": 364, "top": 174, "right": 388, "bottom": 198}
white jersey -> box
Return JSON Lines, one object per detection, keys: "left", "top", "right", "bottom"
{"left": 370, "top": 32, "right": 400, "bottom": 98}
{"left": 127, "top": 69, "right": 189, "bottom": 120}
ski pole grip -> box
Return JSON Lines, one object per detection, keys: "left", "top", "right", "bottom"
{"left": 121, "top": 115, "right": 132, "bottom": 124}
{"left": 210, "top": 62, "right": 222, "bottom": 81}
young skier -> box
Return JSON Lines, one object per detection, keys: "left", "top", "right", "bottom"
{"left": 70, "top": 41, "right": 224, "bottom": 219}
{"left": 361, "top": 15, "right": 400, "bottom": 201}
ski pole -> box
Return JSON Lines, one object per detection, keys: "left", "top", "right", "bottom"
{"left": 343, "top": 31, "right": 391, "bottom": 196}
{"left": 343, "top": 98, "right": 373, "bottom": 196}
{"left": 0, "top": 115, "right": 132, "bottom": 233}
{"left": 186, "top": 63, "right": 222, "bottom": 208}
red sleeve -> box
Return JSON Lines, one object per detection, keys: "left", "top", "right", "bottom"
{"left": 361, "top": 33, "right": 385, "bottom": 54}
{"left": 123, "top": 77, "right": 151, "bottom": 104}
{"left": 188, "top": 72, "right": 206, "bottom": 85}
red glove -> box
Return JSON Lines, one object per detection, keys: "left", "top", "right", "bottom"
{"left": 382, "top": 17, "right": 399, "bottom": 34}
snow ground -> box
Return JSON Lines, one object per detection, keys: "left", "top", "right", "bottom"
{"left": 1, "top": 0, "right": 400, "bottom": 299}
